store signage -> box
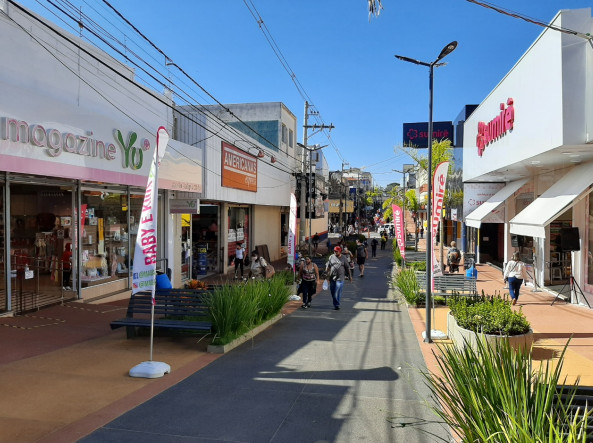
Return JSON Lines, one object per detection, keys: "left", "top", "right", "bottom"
{"left": 328, "top": 199, "right": 354, "bottom": 213}
{"left": 1, "top": 116, "right": 150, "bottom": 170}
{"left": 403, "top": 121, "right": 453, "bottom": 148}
{"left": 476, "top": 98, "right": 514, "bottom": 156}
{"left": 221, "top": 142, "right": 258, "bottom": 192}
{"left": 170, "top": 198, "right": 200, "bottom": 214}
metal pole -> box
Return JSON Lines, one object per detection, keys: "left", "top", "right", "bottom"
{"left": 402, "top": 170, "right": 406, "bottom": 268}
{"left": 308, "top": 148, "right": 312, "bottom": 257}
{"left": 299, "top": 102, "right": 309, "bottom": 251}
{"left": 425, "top": 64, "right": 434, "bottom": 343}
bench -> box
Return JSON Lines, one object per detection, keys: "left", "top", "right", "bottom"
{"left": 110, "top": 288, "right": 213, "bottom": 338}
{"left": 415, "top": 272, "right": 478, "bottom": 299}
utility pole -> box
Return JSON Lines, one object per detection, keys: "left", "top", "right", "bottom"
{"left": 339, "top": 162, "right": 349, "bottom": 237}
{"left": 298, "top": 101, "right": 334, "bottom": 254}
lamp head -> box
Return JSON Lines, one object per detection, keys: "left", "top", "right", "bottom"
{"left": 436, "top": 41, "right": 457, "bottom": 63}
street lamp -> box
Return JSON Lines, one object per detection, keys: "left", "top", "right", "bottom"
{"left": 395, "top": 41, "right": 457, "bottom": 343}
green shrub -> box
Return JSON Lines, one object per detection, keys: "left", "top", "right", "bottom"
{"left": 448, "top": 294, "right": 531, "bottom": 336}
{"left": 408, "top": 261, "right": 426, "bottom": 272}
{"left": 274, "top": 269, "right": 295, "bottom": 286}
{"left": 393, "top": 244, "right": 402, "bottom": 266}
{"left": 394, "top": 268, "right": 424, "bottom": 305}
{"left": 206, "top": 275, "right": 291, "bottom": 345}
{"left": 422, "top": 338, "right": 589, "bottom": 442}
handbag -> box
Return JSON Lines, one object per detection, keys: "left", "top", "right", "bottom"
{"left": 264, "top": 263, "right": 276, "bottom": 279}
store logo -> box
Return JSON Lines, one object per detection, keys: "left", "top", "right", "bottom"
{"left": 1, "top": 116, "right": 151, "bottom": 170}
{"left": 476, "top": 98, "right": 515, "bottom": 156}
{"left": 114, "top": 130, "right": 150, "bottom": 170}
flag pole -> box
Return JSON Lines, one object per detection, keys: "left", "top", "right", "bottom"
{"left": 130, "top": 126, "right": 170, "bottom": 378}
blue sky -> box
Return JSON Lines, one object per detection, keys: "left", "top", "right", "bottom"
{"left": 17, "top": 0, "right": 592, "bottom": 187}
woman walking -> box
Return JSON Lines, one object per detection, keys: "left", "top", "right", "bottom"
{"left": 299, "top": 256, "right": 319, "bottom": 309}
{"left": 503, "top": 252, "right": 530, "bottom": 305}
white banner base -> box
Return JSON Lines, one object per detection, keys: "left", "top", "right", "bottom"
{"left": 129, "top": 361, "right": 171, "bottom": 379}
{"left": 422, "top": 329, "right": 448, "bottom": 340}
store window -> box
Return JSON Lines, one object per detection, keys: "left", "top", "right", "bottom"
{"left": 81, "top": 189, "right": 130, "bottom": 286}
{"left": 192, "top": 205, "right": 219, "bottom": 277}
{"left": 282, "top": 124, "right": 288, "bottom": 145}
{"left": 228, "top": 207, "right": 250, "bottom": 268}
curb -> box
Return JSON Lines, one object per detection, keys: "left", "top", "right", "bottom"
{"left": 207, "top": 312, "right": 284, "bottom": 354}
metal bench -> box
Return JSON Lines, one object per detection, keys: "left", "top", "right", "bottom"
{"left": 415, "top": 271, "right": 478, "bottom": 299}
{"left": 110, "top": 288, "right": 213, "bottom": 338}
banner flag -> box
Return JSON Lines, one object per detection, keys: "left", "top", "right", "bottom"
{"left": 431, "top": 161, "right": 449, "bottom": 277}
{"left": 392, "top": 204, "right": 405, "bottom": 260}
{"left": 287, "top": 193, "right": 297, "bottom": 268}
{"left": 132, "top": 127, "right": 169, "bottom": 295}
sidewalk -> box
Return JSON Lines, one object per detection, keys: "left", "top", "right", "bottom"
{"left": 408, "top": 237, "right": 593, "bottom": 386}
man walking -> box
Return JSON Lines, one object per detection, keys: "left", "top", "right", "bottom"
{"left": 325, "top": 246, "right": 349, "bottom": 310}
{"left": 371, "top": 237, "right": 379, "bottom": 257}
{"left": 356, "top": 239, "right": 368, "bottom": 277}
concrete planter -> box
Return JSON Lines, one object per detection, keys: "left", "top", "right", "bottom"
{"left": 207, "top": 313, "right": 284, "bottom": 354}
{"left": 447, "top": 312, "right": 533, "bottom": 352}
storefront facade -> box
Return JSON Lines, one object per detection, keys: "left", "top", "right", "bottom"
{"left": 0, "top": 4, "right": 202, "bottom": 312}
{"left": 175, "top": 103, "right": 297, "bottom": 277}
{"left": 463, "top": 8, "right": 593, "bottom": 305}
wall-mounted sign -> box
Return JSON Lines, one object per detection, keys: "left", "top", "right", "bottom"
{"left": 170, "top": 198, "right": 200, "bottom": 214}
{"left": 328, "top": 199, "right": 354, "bottom": 213}
{"left": 476, "top": 98, "right": 514, "bottom": 157}
{"left": 221, "top": 142, "right": 258, "bottom": 192}
{"left": 403, "top": 121, "right": 454, "bottom": 148}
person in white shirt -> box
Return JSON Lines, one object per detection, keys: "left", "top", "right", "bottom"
{"left": 234, "top": 242, "right": 246, "bottom": 278}
{"left": 503, "top": 252, "right": 530, "bottom": 305}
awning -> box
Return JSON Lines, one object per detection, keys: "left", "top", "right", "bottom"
{"left": 465, "top": 179, "right": 528, "bottom": 229}
{"left": 510, "top": 162, "right": 593, "bottom": 238}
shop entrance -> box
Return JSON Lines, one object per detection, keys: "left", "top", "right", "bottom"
{"left": 9, "top": 183, "right": 75, "bottom": 313}
{"left": 192, "top": 205, "right": 220, "bottom": 278}
{"left": 479, "top": 223, "right": 504, "bottom": 267}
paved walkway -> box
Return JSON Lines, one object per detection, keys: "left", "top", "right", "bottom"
{"left": 2, "top": 234, "right": 593, "bottom": 442}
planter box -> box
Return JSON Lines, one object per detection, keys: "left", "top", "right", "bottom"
{"left": 207, "top": 313, "right": 284, "bottom": 354}
{"left": 447, "top": 312, "right": 533, "bottom": 352}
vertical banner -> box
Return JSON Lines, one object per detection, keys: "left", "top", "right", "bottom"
{"left": 132, "top": 127, "right": 169, "bottom": 295}
{"left": 287, "top": 193, "right": 297, "bottom": 268}
{"left": 431, "top": 161, "right": 449, "bottom": 277}
{"left": 391, "top": 204, "right": 405, "bottom": 260}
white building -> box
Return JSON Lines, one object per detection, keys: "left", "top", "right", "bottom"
{"left": 463, "top": 8, "right": 593, "bottom": 306}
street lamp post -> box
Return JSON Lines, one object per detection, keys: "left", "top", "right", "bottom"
{"left": 395, "top": 41, "right": 457, "bottom": 343}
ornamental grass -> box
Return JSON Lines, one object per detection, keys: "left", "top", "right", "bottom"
{"left": 422, "top": 338, "right": 590, "bottom": 442}
{"left": 206, "top": 275, "right": 290, "bottom": 346}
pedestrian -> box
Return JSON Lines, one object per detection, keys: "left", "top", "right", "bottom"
{"left": 503, "top": 251, "right": 530, "bottom": 305}
{"left": 312, "top": 232, "right": 320, "bottom": 252}
{"left": 380, "top": 233, "right": 387, "bottom": 250}
{"left": 61, "top": 242, "right": 72, "bottom": 288}
{"left": 298, "top": 256, "right": 319, "bottom": 309}
{"left": 234, "top": 242, "right": 246, "bottom": 278}
{"left": 356, "top": 239, "right": 368, "bottom": 277}
{"left": 248, "top": 250, "right": 267, "bottom": 280}
{"left": 324, "top": 246, "right": 350, "bottom": 310}
{"left": 342, "top": 246, "right": 354, "bottom": 280}
{"left": 447, "top": 241, "right": 461, "bottom": 273}
{"left": 420, "top": 226, "right": 424, "bottom": 238}
{"left": 371, "top": 237, "right": 379, "bottom": 257}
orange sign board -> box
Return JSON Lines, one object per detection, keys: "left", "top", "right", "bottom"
{"left": 221, "top": 142, "right": 258, "bottom": 192}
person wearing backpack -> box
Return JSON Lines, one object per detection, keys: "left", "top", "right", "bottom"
{"left": 447, "top": 241, "right": 461, "bottom": 273}
{"left": 324, "top": 246, "right": 349, "bottom": 310}
{"left": 355, "top": 239, "right": 368, "bottom": 278}
{"left": 370, "top": 237, "right": 379, "bottom": 257}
